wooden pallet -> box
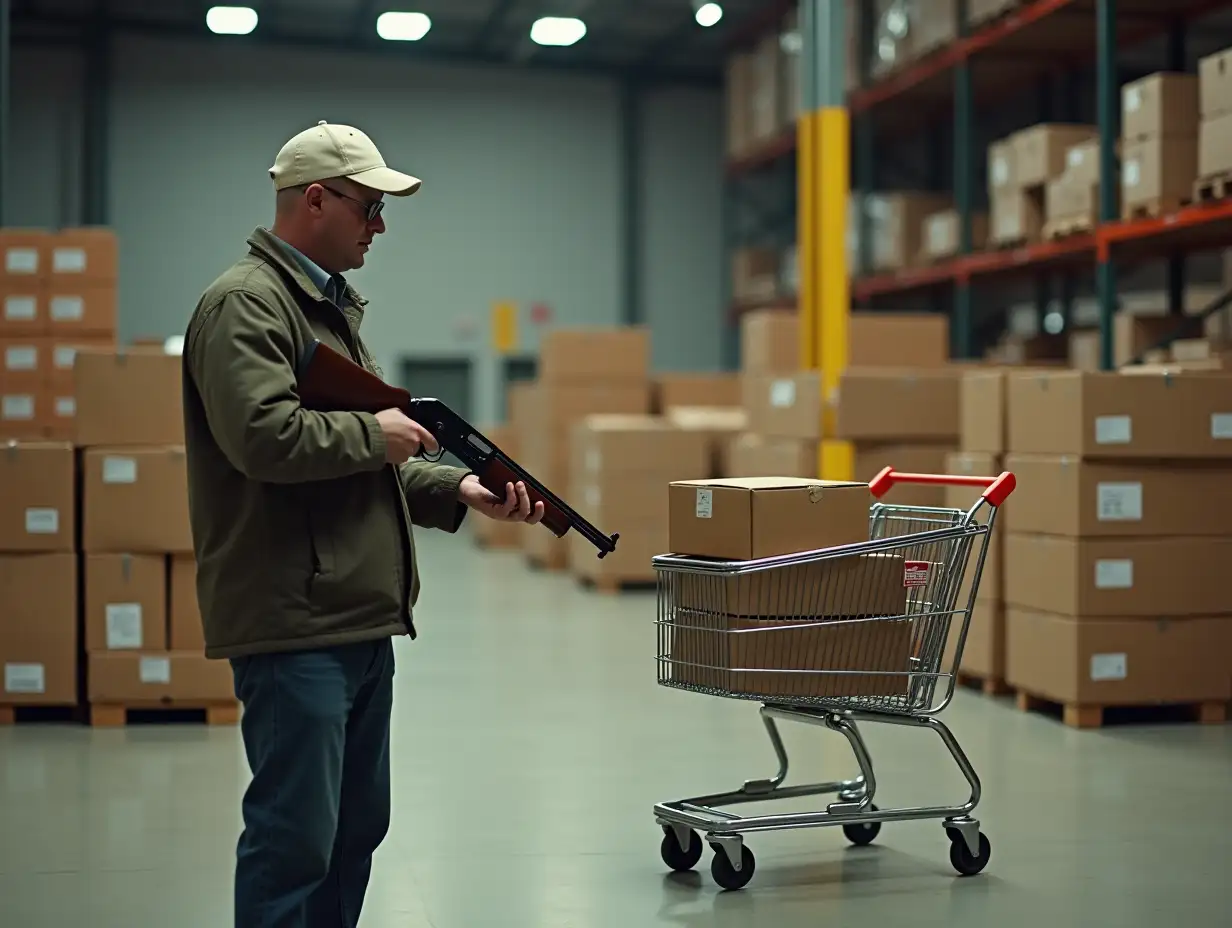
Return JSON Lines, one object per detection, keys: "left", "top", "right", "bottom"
{"left": 1121, "top": 197, "right": 1184, "bottom": 222}
{"left": 0, "top": 704, "right": 82, "bottom": 725}
{"left": 955, "top": 671, "right": 1011, "bottom": 697}
{"left": 1042, "top": 214, "right": 1094, "bottom": 241}
{"left": 577, "top": 575, "right": 657, "bottom": 595}
{"left": 1015, "top": 690, "right": 1227, "bottom": 730}
{"left": 1191, "top": 172, "right": 1232, "bottom": 204}
{"left": 988, "top": 236, "right": 1029, "bottom": 251}
{"left": 88, "top": 701, "right": 240, "bottom": 727}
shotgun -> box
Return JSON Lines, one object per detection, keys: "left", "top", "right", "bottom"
{"left": 296, "top": 338, "right": 620, "bottom": 558}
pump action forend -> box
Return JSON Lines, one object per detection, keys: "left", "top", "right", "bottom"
{"left": 296, "top": 338, "right": 620, "bottom": 558}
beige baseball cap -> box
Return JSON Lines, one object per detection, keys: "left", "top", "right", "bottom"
{"left": 269, "top": 120, "right": 422, "bottom": 196}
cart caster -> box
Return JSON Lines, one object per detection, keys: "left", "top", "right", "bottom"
{"left": 842, "top": 804, "right": 881, "bottom": 847}
{"left": 946, "top": 828, "right": 992, "bottom": 876}
{"left": 710, "top": 843, "right": 756, "bottom": 891}
{"left": 660, "top": 827, "right": 703, "bottom": 872}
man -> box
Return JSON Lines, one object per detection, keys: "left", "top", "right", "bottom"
{"left": 181, "top": 120, "right": 544, "bottom": 928}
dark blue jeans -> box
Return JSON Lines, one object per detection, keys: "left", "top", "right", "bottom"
{"left": 230, "top": 638, "right": 395, "bottom": 928}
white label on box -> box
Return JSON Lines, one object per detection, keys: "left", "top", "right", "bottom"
{"left": 3, "top": 295, "right": 36, "bottom": 321}
{"left": 928, "top": 216, "right": 945, "bottom": 252}
{"left": 1094, "top": 559, "right": 1134, "bottom": 590}
{"left": 992, "top": 157, "right": 1007, "bottom": 186}
{"left": 695, "top": 488, "right": 713, "bottom": 519}
{"left": 1126, "top": 86, "right": 1141, "bottom": 112}
{"left": 1096, "top": 482, "right": 1143, "bottom": 521}
{"left": 50, "top": 296, "right": 84, "bottom": 321}
{"left": 54, "top": 396, "right": 75, "bottom": 417}
{"left": 1, "top": 395, "right": 34, "bottom": 420}
{"left": 102, "top": 456, "right": 138, "bottom": 484}
{"left": 52, "top": 247, "right": 86, "bottom": 274}
{"left": 1124, "top": 159, "right": 1140, "bottom": 188}
{"left": 5, "top": 247, "right": 38, "bottom": 274}
{"left": 769, "top": 379, "right": 796, "bottom": 408}
{"left": 1211, "top": 413, "right": 1232, "bottom": 439}
{"left": 105, "top": 604, "right": 144, "bottom": 649}
{"left": 4, "top": 346, "right": 37, "bottom": 371}
{"left": 4, "top": 663, "right": 45, "bottom": 694}
{"left": 139, "top": 656, "right": 171, "bottom": 685}
{"left": 1067, "top": 147, "right": 1085, "bottom": 169}
{"left": 1094, "top": 415, "right": 1132, "bottom": 445}
{"left": 1090, "top": 652, "right": 1128, "bottom": 682}
{"left": 53, "top": 346, "right": 77, "bottom": 369}
{"left": 585, "top": 485, "right": 600, "bottom": 510}
{"left": 24, "top": 508, "right": 59, "bottom": 535}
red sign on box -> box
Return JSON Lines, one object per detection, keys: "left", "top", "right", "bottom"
{"left": 529, "top": 302, "right": 552, "bottom": 324}
{"left": 903, "top": 561, "right": 930, "bottom": 588}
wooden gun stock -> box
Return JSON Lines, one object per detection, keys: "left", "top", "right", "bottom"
{"left": 297, "top": 339, "right": 411, "bottom": 414}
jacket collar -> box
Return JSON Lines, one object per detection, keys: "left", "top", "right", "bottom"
{"left": 246, "top": 226, "right": 370, "bottom": 311}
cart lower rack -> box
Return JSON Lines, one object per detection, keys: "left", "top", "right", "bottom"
{"left": 651, "top": 467, "right": 1015, "bottom": 890}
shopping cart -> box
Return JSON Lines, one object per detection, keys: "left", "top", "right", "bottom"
{"left": 650, "top": 466, "right": 1015, "bottom": 890}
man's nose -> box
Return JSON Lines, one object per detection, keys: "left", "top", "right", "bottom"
{"left": 368, "top": 214, "right": 386, "bottom": 235}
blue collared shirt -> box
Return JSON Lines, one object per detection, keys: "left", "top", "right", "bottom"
{"left": 278, "top": 237, "right": 348, "bottom": 309}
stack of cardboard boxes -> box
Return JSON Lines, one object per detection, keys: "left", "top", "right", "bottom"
{"left": 999, "top": 369, "right": 1232, "bottom": 726}
{"left": 1042, "top": 138, "right": 1102, "bottom": 239}
{"left": 0, "top": 228, "right": 118, "bottom": 441}
{"left": 724, "top": 9, "right": 802, "bottom": 161}
{"left": 1119, "top": 72, "right": 1199, "bottom": 220}
{"left": 519, "top": 328, "right": 653, "bottom": 570}
{"left": 989, "top": 124, "right": 1097, "bottom": 247}
{"left": 1198, "top": 48, "right": 1232, "bottom": 192}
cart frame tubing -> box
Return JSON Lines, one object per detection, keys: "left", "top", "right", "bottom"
{"left": 650, "top": 470, "right": 1015, "bottom": 876}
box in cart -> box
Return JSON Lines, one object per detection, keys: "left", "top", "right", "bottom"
{"left": 667, "top": 477, "right": 870, "bottom": 561}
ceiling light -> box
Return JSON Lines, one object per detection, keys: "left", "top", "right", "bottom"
{"left": 529, "top": 16, "right": 587, "bottom": 47}
{"left": 694, "top": 3, "right": 723, "bottom": 27}
{"left": 376, "top": 11, "right": 432, "bottom": 41}
{"left": 205, "top": 5, "right": 258, "bottom": 35}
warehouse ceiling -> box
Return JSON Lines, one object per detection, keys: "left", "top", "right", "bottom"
{"left": 12, "top": 0, "right": 781, "bottom": 84}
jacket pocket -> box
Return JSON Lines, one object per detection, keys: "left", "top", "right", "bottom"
{"left": 305, "top": 496, "right": 334, "bottom": 577}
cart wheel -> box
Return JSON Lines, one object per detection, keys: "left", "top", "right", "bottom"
{"left": 660, "top": 828, "right": 703, "bottom": 872}
{"left": 710, "top": 844, "right": 756, "bottom": 891}
{"left": 947, "top": 829, "right": 992, "bottom": 876}
{"left": 842, "top": 804, "right": 881, "bottom": 847}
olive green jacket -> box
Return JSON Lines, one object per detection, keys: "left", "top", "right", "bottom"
{"left": 182, "top": 226, "right": 470, "bottom": 659}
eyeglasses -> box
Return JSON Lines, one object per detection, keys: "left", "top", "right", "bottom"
{"left": 319, "top": 184, "right": 384, "bottom": 222}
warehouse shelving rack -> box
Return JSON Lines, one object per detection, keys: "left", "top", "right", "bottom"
{"left": 722, "top": 0, "right": 1232, "bottom": 372}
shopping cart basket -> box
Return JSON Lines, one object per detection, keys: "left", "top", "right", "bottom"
{"left": 650, "top": 466, "right": 1015, "bottom": 890}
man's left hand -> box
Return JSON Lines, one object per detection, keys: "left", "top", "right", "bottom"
{"left": 458, "top": 474, "right": 545, "bottom": 524}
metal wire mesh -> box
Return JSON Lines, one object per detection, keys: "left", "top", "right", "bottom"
{"left": 653, "top": 503, "right": 991, "bottom": 717}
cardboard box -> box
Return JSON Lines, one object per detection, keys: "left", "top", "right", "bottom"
{"left": 571, "top": 414, "right": 710, "bottom": 482}
{"left": 87, "top": 651, "right": 235, "bottom": 705}
{"left": 749, "top": 32, "right": 782, "bottom": 142}
{"left": 664, "top": 406, "right": 748, "bottom": 478}
{"left": 921, "top": 209, "right": 989, "bottom": 261}
{"left": 989, "top": 188, "right": 1044, "bottom": 245}
{"left": 0, "top": 280, "right": 47, "bottom": 337}
{"left": 1069, "top": 331, "right": 1101, "bottom": 372}
{"left": 1005, "top": 607, "right": 1232, "bottom": 706}
{"left": 73, "top": 347, "right": 184, "bottom": 446}
{"left": 520, "top": 382, "right": 652, "bottom": 483}
{"left": 169, "top": 555, "right": 205, "bottom": 653}
{"left": 742, "top": 371, "right": 822, "bottom": 440}
{"left": 1045, "top": 178, "right": 1098, "bottom": 226}
{"left": 1122, "top": 72, "right": 1199, "bottom": 142}
{"left": 740, "top": 309, "right": 797, "bottom": 373}
{"left": 0, "top": 552, "right": 78, "bottom": 705}
{"left": 667, "top": 477, "right": 870, "bottom": 560}
{"left": 82, "top": 446, "right": 193, "bottom": 553}
{"left": 537, "top": 327, "right": 649, "bottom": 383}
{"left": 46, "top": 283, "right": 117, "bottom": 337}
{"left": 969, "top": 0, "right": 1020, "bottom": 26}
{"left": 0, "top": 230, "right": 52, "bottom": 284}
{"left": 960, "top": 369, "right": 1007, "bottom": 453}
{"left": 0, "top": 389, "right": 46, "bottom": 440}
{"left": 912, "top": 0, "right": 958, "bottom": 53}
{"left": 1063, "top": 139, "right": 1101, "bottom": 187}
{"left": 50, "top": 228, "right": 118, "bottom": 284}
{"left": 835, "top": 367, "right": 961, "bottom": 442}
{"left": 1004, "top": 455, "right": 1232, "bottom": 538}
{"left": 1198, "top": 109, "right": 1232, "bottom": 179}
{"left": 1121, "top": 136, "right": 1198, "bottom": 215}
{"left": 1199, "top": 47, "right": 1232, "bottom": 120}
{"left": 727, "top": 433, "right": 817, "bottom": 478}
{"left": 654, "top": 373, "right": 742, "bottom": 412}
{"left": 1004, "top": 534, "right": 1232, "bottom": 617}
{"left": 944, "top": 450, "right": 1004, "bottom": 598}
{"left": 1115, "top": 313, "right": 1179, "bottom": 367}
{"left": 987, "top": 138, "right": 1015, "bottom": 190}
{"left": 0, "top": 338, "right": 45, "bottom": 391}
{"left": 956, "top": 599, "right": 1004, "bottom": 682}
{"left": 732, "top": 247, "right": 781, "bottom": 304}
{"left": 853, "top": 443, "right": 956, "bottom": 508}
{"left": 85, "top": 553, "right": 168, "bottom": 652}
{"left": 849, "top": 313, "right": 950, "bottom": 368}
{"left": 868, "top": 193, "right": 952, "bottom": 271}
{"left": 725, "top": 52, "right": 754, "bottom": 158}
{"left": 1006, "top": 369, "right": 1232, "bottom": 458}
{"left": 1012, "top": 124, "right": 1098, "bottom": 188}
{"left": 0, "top": 441, "right": 75, "bottom": 553}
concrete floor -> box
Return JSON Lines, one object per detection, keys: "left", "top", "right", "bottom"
{"left": 2, "top": 528, "right": 1231, "bottom": 927}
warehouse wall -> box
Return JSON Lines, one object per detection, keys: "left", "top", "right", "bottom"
{"left": 9, "top": 35, "right": 724, "bottom": 422}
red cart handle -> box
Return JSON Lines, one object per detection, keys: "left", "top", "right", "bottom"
{"left": 868, "top": 467, "right": 1017, "bottom": 507}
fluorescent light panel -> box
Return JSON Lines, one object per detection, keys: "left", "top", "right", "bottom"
{"left": 695, "top": 3, "right": 723, "bottom": 27}
{"left": 206, "top": 5, "right": 258, "bottom": 35}
{"left": 377, "top": 11, "right": 432, "bottom": 41}
{"left": 530, "top": 16, "right": 587, "bottom": 47}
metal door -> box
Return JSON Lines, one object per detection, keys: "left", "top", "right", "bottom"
{"left": 399, "top": 357, "right": 473, "bottom": 469}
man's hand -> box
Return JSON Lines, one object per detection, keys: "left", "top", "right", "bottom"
{"left": 458, "top": 474, "right": 545, "bottom": 524}
{"left": 375, "top": 408, "right": 439, "bottom": 463}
